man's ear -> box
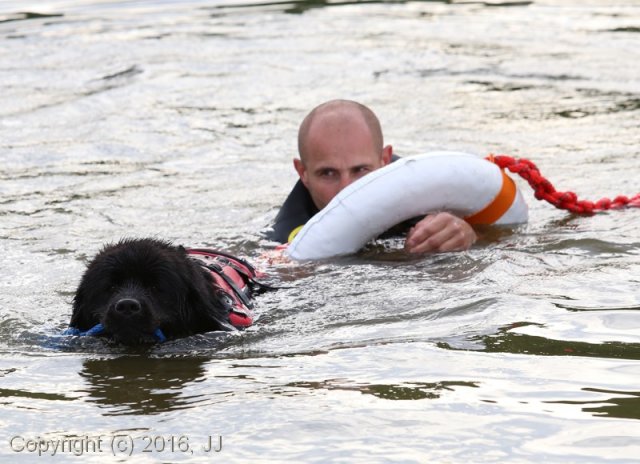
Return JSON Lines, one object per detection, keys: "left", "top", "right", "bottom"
{"left": 293, "top": 158, "right": 308, "bottom": 185}
{"left": 381, "top": 145, "right": 393, "bottom": 166}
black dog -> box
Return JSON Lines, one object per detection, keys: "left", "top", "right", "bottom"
{"left": 69, "top": 238, "right": 257, "bottom": 345}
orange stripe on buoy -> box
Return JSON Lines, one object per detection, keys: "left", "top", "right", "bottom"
{"left": 464, "top": 169, "right": 517, "bottom": 225}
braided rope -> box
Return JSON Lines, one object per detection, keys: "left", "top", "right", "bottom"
{"left": 491, "top": 155, "right": 640, "bottom": 214}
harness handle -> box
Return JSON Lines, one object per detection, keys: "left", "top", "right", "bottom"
{"left": 188, "top": 248, "right": 257, "bottom": 273}
{"left": 200, "top": 261, "right": 255, "bottom": 310}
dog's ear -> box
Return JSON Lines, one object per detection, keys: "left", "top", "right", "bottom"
{"left": 69, "top": 290, "right": 84, "bottom": 327}
{"left": 69, "top": 283, "right": 95, "bottom": 330}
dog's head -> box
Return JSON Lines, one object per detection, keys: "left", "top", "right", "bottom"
{"left": 70, "top": 238, "right": 232, "bottom": 345}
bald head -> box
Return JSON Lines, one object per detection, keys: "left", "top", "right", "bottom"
{"left": 297, "top": 99, "right": 384, "bottom": 163}
{"left": 293, "top": 99, "right": 392, "bottom": 211}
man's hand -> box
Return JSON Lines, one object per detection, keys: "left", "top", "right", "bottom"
{"left": 404, "top": 212, "right": 477, "bottom": 254}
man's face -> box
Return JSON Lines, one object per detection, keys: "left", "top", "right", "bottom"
{"left": 294, "top": 116, "right": 391, "bottom": 211}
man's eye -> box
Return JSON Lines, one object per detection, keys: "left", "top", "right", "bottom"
{"left": 318, "top": 170, "right": 336, "bottom": 178}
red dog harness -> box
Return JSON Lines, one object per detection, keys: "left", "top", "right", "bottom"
{"left": 187, "top": 249, "right": 261, "bottom": 329}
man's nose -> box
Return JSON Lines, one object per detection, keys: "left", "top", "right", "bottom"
{"left": 338, "top": 178, "right": 352, "bottom": 192}
{"left": 339, "top": 174, "right": 358, "bottom": 191}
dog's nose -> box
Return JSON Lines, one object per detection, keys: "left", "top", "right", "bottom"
{"left": 114, "top": 298, "right": 142, "bottom": 315}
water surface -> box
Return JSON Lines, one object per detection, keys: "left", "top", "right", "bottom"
{"left": 1, "top": 0, "right": 639, "bottom": 462}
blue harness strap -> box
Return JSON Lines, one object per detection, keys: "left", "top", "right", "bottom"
{"left": 63, "top": 323, "right": 105, "bottom": 337}
{"left": 153, "top": 328, "right": 167, "bottom": 343}
{"left": 63, "top": 323, "right": 167, "bottom": 343}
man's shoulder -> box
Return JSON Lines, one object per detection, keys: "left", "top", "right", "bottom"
{"left": 266, "top": 180, "right": 318, "bottom": 243}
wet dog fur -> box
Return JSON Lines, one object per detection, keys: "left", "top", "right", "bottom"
{"left": 70, "top": 238, "right": 234, "bottom": 345}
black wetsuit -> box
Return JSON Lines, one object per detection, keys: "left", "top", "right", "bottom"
{"left": 266, "top": 155, "right": 417, "bottom": 244}
{"left": 266, "top": 179, "right": 318, "bottom": 244}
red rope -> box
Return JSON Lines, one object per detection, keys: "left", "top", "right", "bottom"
{"left": 490, "top": 154, "right": 640, "bottom": 215}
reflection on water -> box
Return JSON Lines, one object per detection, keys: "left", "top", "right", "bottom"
{"left": 210, "top": 0, "right": 534, "bottom": 15}
{"left": 288, "top": 379, "right": 479, "bottom": 400}
{"left": 439, "top": 322, "right": 640, "bottom": 361}
{"left": 581, "top": 388, "right": 640, "bottom": 420}
{"left": 0, "top": 12, "right": 63, "bottom": 24}
{"left": 548, "top": 388, "right": 640, "bottom": 421}
{"left": 0, "top": 387, "right": 68, "bottom": 402}
{"left": 1, "top": 0, "right": 639, "bottom": 461}
{"left": 79, "top": 356, "right": 208, "bottom": 415}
